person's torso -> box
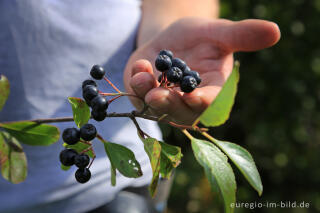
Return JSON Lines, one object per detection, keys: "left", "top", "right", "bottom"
{"left": 0, "top": 1, "right": 160, "bottom": 213}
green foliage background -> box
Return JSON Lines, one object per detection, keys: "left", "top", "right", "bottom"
{"left": 166, "top": 1, "right": 320, "bottom": 212}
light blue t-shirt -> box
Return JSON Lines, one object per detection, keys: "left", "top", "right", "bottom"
{"left": 0, "top": 1, "right": 161, "bottom": 212}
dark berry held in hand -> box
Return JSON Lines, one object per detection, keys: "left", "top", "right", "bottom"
{"left": 75, "top": 168, "right": 91, "bottom": 183}
{"left": 82, "top": 85, "right": 99, "bottom": 102}
{"left": 80, "top": 123, "right": 97, "bottom": 141}
{"left": 91, "top": 109, "right": 106, "bottom": 122}
{"left": 180, "top": 76, "right": 198, "bottom": 93}
{"left": 62, "top": 128, "right": 80, "bottom": 145}
{"left": 82, "top": 79, "right": 97, "bottom": 89}
{"left": 172, "top": 58, "right": 187, "bottom": 72}
{"left": 155, "top": 55, "right": 172, "bottom": 72}
{"left": 74, "top": 153, "right": 90, "bottom": 168}
{"left": 59, "top": 149, "right": 78, "bottom": 166}
{"left": 167, "top": 67, "right": 183, "bottom": 83}
{"left": 190, "top": 71, "right": 202, "bottom": 85}
{"left": 90, "top": 65, "right": 106, "bottom": 80}
{"left": 90, "top": 95, "right": 108, "bottom": 111}
{"left": 159, "top": 49, "right": 173, "bottom": 59}
{"left": 183, "top": 66, "right": 192, "bottom": 76}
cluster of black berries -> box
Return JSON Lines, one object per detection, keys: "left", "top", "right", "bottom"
{"left": 59, "top": 124, "right": 97, "bottom": 183}
{"left": 82, "top": 65, "right": 108, "bottom": 122}
{"left": 155, "top": 50, "right": 201, "bottom": 93}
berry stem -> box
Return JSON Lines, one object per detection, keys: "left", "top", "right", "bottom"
{"left": 88, "top": 150, "right": 96, "bottom": 169}
{"left": 100, "top": 92, "right": 144, "bottom": 103}
{"left": 79, "top": 140, "right": 92, "bottom": 145}
{"left": 99, "top": 92, "right": 121, "bottom": 96}
{"left": 80, "top": 146, "right": 92, "bottom": 154}
{"left": 108, "top": 95, "right": 122, "bottom": 104}
{"left": 103, "top": 76, "right": 121, "bottom": 93}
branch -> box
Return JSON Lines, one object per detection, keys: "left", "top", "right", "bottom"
{"left": 3, "top": 111, "right": 206, "bottom": 131}
{"left": 28, "top": 117, "right": 74, "bottom": 124}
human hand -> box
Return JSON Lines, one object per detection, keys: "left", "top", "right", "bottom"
{"left": 124, "top": 17, "right": 280, "bottom": 125}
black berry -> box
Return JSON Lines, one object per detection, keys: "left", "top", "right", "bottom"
{"left": 75, "top": 168, "right": 91, "bottom": 183}
{"left": 172, "top": 58, "right": 187, "bottom": 72}
{"left": 85, "top": 99, "right": 92, "bottom": 107}
{"left": 74, "top": 153, "right": 90, "bottom": 168}
{"left": 91, "top": 109, "right": 106, "bottom": 122}
{"left": 190, "top": 71, "right": 202, "bottom": 85}
{"left": 180, "top": 76, "right": 197, "bottom": 93}
{"left": 155, "top": 55, "right": 172, "bottom": 72}
{"left": 167, "top": 67, "right": 183, "bottom": 83}
{"left": 90, "top": 95, "right": 108, "bottom": 111}
{"left": 59, "top": 149, "right": 78, "bottom": 166}
{"left": 80, "top": 124, "right": 97, "bottom": 141}
{"left": 183, "top": 66, "right": 192, "bottom": 76}
{"left": 82, "top": 85, "right": 99, "bottom": 102}
{"left": 62, "top": 128, "right": 80, "bottom": 145}
{"left": 159, "top": 50, "right": 173, "bottom": 59}
{"left": 82, "top": 79, "right": 97, "bottom": 89}
{"left": 90, "top": 65, "right": 106, "bottom": 80}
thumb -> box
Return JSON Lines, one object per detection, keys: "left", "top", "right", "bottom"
{"left": 130, "top": 59, "right": 158, "bottom": 99}
{"left": 212, "top": 19, "right": 281, "bottom": 52}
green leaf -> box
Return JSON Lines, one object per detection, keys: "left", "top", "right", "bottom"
{"left": 198, "top": 61, "right": 240, "bottom": 127}
{"left": 159, "top": 141, "right": 182, "bottom": 179}
{"left": 0, "top": 121, "right": 60, "bottom": 146}
{"left": 111, "top": 164, "right": 116, "bottom": 186}
{"left": 0, "top": 75, "right": 10, "bottom": 111}
{"left": 63, "top": 142, "right": 94, "bottom": 158}
{"left": 214, "top": 139, "right": 263, "bottom": 196}
{"left": 103, "top": 141, "right": 142, "bottom": 178}
{"left": 191, "top": 138, "right": 236, "bottom": 213}
{"left": 68, "top": 97, "right": 91, "bottom": 128}
{"left": 0, "top": 132, "right": 27, "bottom": 183}
{"left": 140, "top": 137, "right": 161, "bottom": 197}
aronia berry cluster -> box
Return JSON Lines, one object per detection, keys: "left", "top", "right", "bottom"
{"left": 82, "top": 65, "right": 109, "bottom": 122}
{"left": 155, "top": 50, "right": 201, "bottom": 93}
{"left": 59, "top": 124, "right": 97, "bottom": 183}
{"left": 59, "top": 65, "right": 108, "bottom": 183}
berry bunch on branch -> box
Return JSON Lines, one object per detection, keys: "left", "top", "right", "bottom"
{"left": 156, "top": 50, "right": 201, "bottom": 93}
{"left": 0, "top": 51, "right": 263, "bottom": 213}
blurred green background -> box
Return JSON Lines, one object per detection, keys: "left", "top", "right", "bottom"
{"left": 164, "top": 1, "right": 320, "bottom": 212}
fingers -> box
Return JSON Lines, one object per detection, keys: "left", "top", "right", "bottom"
{"left": 130, "top": 60, "right": 157, "bottom": 98}
{"left": 130, "top": 60, "right": 201, "bottom": 124}
{"left": 127, "top": 60, "right": 157, "bottom": 110}
{"left": 212, "top": 19, "right": 281, "bottom": 52}
{"left": 145, "top": 87, "right": 200, "bottom": 125}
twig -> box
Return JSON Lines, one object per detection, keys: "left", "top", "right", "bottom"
{"left": 129, "top": 112, "right": 150, "bottom": 138}
{"left": 16, "top": 117, "right": 75, "bottom": 124}
{"left": 2, "top": 111, "right": 205, "bottom": 132}
{"left": 181, "top": 129, "right": 194, "bottom": 140}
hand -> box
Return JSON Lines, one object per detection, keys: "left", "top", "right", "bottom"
{"left": 124, "top": 17, "right": 280, "bottom": 125}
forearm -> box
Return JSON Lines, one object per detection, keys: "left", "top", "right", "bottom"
{"left": 138, "top": 0, "right": 219, "bottom": 47}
